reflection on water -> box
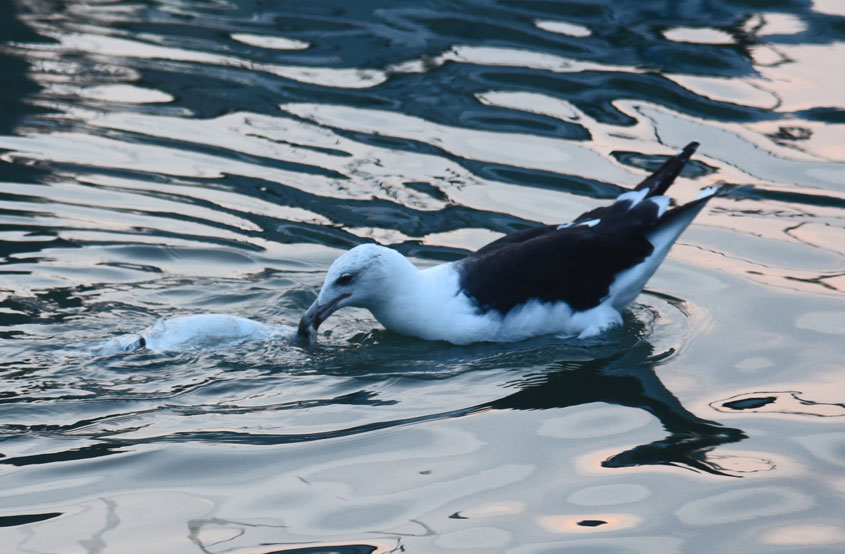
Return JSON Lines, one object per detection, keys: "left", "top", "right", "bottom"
{"left": 489, "top": 335, "right": 749, "bottom": 477}
{"left": 0, "top": 317, "right": 751, "bottom": 476}
{"left": 714, "top": 390, "right": 845, "bottom": 417}
{"left": 1, "top": 0, "right": 844, "bottom": 551}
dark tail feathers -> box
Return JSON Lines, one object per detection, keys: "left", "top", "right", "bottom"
{"left": 635, "top": 142, "right": 699, "bottom": 197}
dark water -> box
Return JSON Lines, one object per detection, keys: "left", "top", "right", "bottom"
{"left": 1, "top": 0, "right": 844, "bottom": 552}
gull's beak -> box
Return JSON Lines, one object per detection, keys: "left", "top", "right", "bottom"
{"left": 298, "top": 293, "right": 351, "bottom": 343}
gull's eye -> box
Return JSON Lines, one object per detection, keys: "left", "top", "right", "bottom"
{"left": 335, "top": 273, "right": 354, "bottom": 286}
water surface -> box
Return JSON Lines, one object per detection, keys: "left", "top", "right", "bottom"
{"left": 1, "top": 1, "right": 844, "bottom": 552}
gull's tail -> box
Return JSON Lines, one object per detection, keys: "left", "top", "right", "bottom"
{"left": 635, "top": 141, "right": 700, "bottom": 197}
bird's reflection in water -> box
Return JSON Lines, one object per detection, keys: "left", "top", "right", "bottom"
{"left": 315, "top": 313, "right": 752, "bottom": 477}
{"left": 486, "top": 338, "right": 748, "bottom": 477}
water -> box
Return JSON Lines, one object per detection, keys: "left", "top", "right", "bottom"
{"left": 1, "top": 0, "right": 844, "bottom": 552}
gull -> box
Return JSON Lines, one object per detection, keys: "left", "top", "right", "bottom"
{"left": 299, "top": 142, "right": 717, "bottom": 345}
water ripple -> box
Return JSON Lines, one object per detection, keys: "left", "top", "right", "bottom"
{"left": 1, "top": 0, "right": 844, "bottom": 550}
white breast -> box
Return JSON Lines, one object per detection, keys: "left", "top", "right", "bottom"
{"left": 369, "top": 263, "right": 624, "bottom": 344}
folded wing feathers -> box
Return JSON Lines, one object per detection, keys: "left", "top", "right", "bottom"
{"left": 460, "top": 142, "right": 717, "bottom": 316}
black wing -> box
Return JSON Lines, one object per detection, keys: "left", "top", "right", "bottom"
{"left": 458, "top": 142, "right": 706, "bottom": 313}
{"left": 458, "top": 200, "right": 660, "bottom": 313}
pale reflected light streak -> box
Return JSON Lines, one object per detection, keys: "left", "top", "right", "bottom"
{"left": 13, "top": 32, "right": 385, "bottom": 89}
{"left": 662, "top": 27, "right": 736, "bottom": 45}
{"left": 534, "top": 19, "right": 592, "bottom": 38}
{"left": 388, "top": 44, "right": 639, "bottom": 77}
{"left": 763, "top": 524, "right": 845, "bottom": 546}
{"left": 230, "top": 32, "right": 310, "bottom": 50}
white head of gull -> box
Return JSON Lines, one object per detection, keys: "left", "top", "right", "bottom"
{"left": 299, "top": 142, "right": 719, "bottom": 345}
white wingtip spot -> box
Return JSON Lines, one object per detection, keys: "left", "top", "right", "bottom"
{"left": 558, "top": 218, "right": 599, "bottom": 230}
{"left": 616, "top": 188, "right": 649, "bottom": 207}
{"left": 649, "top": 195, "right": 670, "bottom": 217}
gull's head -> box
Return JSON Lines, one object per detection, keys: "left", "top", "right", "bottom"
{"left": 298, "top": 244, "right": 410, "bottom": 341}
